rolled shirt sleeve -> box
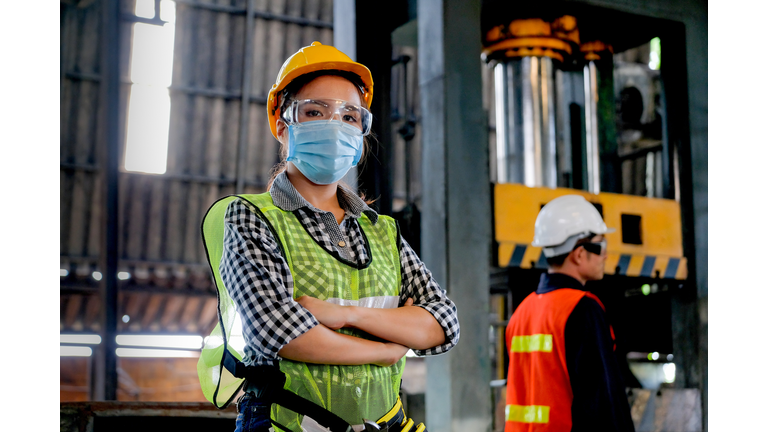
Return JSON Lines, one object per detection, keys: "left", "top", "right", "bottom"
{"left": 398, "top": 236, "right": 461, "bottom": 356}
{"left": 219, "top": 199, "right": 319, "bottom": 366}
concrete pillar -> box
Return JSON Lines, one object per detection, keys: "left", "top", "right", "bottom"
{"left": 334, "top": 0, "right": 359, "bottom": 191}
{"left": 418, "top": 0, "right": 492, "bottom": 430}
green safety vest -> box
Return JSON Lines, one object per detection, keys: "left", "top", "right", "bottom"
{"left": 197, "top": 193, "right": 404, "bottom": 430}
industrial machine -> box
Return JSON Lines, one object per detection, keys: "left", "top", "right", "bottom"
{"left": 478, "top": 2, "right": 691, "bottom": 392}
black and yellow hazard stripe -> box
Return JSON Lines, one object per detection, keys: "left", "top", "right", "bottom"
{"left": 503, "top": 243, "right": 687, "bottom": 280}
{"left": 376, "top": 398, "right": 428, "bottom": 432}
{"left": 493, "top": 184, "right": 688, "bottom": 280}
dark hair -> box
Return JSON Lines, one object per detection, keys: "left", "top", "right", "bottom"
{"left": 545, "top": 254, "right": 569, "bottom": 267}
{"left": 266, "top": 70, "right": 377, "bottom": 204}
{"left": 545, "top": 234, "right": 597, "bottom": 268}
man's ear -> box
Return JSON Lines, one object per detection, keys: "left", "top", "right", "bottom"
{"left": 570, "top": 246, "right": 584, "bottom": 266}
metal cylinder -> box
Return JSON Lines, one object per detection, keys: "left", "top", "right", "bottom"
{"left": 494, "top": 56, "right": 557, "bottom": 187}
{"left": 583, "top": 60, "right": 601, "bottom": 193}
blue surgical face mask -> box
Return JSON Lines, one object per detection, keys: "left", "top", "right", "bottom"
{"left": 287, "top": 120, "right": 364, "bottom": 185}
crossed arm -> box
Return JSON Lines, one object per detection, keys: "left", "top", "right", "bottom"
{"left": 221, "top": 199, "right": 457, "bottom": 368}
{"left": 279, "top": 296, "right": 446, "bottom": 366}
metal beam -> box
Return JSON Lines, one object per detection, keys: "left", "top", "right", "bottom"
{"left": 174, "top": 0, "right": 333, "bottom": 28}
{"left": 60, "top": 283, "right": 216, "bottom": 298}
{"left": 63, "top": 71, "right": 270, "bottom": 104}
{"left": 60, "top": 165, "right": 267, "bottom": 188}
{"left": 418, "top": 0, "right": 492, "bottom": 430}
{"left": 235, "top": 0, "right": 256, "bottom": 194}
{"left": 334, "top": 0, "right": 358, "bottom": 190}
{"left": 96, "top": 0, "right": 121, "bottom": 401}
{"left": 353, "top": 1, "right": 403, "bottom": 216}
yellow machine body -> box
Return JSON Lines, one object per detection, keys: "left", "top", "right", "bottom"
{"left": 494, "top": 184, "right": 687, "bottom": 280}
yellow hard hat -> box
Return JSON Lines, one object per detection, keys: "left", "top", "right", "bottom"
{"left": 266, "top": 41, "right": 374, "bottom": 139}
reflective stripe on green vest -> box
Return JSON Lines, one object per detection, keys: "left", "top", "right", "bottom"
{"left": 197, "top": 193, "right": 404, "bottom": 430}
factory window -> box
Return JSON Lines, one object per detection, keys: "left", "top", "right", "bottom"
{"left": 621, "top": 213, "right": 643, "bottom": 245}
{"left": 123, "top": 0, "right": 176, "bottom": 174}
{"left": 648, "top": 37, "right": 661, "bottom": 70}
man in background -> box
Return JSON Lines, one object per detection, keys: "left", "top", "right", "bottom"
{"left": 504, "top": 195, "right": 635, "bottom": 432}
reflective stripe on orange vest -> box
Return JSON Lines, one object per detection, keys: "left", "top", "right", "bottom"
{"left": 505, "top": 404, "right": 550, "bottom": 423}
{"left": 510, "top": 334, "right": 553, "bottom": 353}
{"left": 504, "top": 288, "right": 617, "bottom": 431}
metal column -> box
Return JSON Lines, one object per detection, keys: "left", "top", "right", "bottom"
{"left": 334, "top": 0, "right": 358, "bottom": 191}
{"left": 419, "top": 0, "right": 492, "bottom": 430}
{"left": 583, "top": 61, "right": 601, "bottom": 193}
{"left": 95, "top": 0, "right": 121, "bottom": 401}
{"left": 235, "top": 0, "right": 255, "bottom": 194}
{"left": 353, "top": 1, "right": 397, "bottom": 216}
{"left": 494, "top": 57, "right": 558, "bottom": 187}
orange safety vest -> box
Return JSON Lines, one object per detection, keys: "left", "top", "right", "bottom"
{"left": 504, "top": 288, "right": 615, "bottom": 432}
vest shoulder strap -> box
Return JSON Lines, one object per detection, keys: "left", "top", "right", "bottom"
{"left": 236, "top": 192, "right": 278, "bottom": 212}
{"left": 583, "top": 291, "right": 606, "bottom": 311}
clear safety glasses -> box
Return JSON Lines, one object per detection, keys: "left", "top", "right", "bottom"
{"left": 283, "top": 98, "right": 373, "bottom": 136}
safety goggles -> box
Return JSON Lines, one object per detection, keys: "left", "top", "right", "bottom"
{"left": 576, "top": 239, "right": 607, "bottom": 256}
{"left": 282, "top": 98, "right": 373, "bottom": 136}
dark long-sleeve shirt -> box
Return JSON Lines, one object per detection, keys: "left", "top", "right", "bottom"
{"left": 536, "top": 273, "right": 635, "bottom": 432}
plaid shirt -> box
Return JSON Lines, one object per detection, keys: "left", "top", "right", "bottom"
{"left": 220, "top": 171, "right": 460, "bottom": 366}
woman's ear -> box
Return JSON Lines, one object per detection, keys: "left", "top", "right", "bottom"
{"left": 276, "top": 118, "right": 289, "bottom": 144}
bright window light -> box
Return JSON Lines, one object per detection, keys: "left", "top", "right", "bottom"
{"left": 61, "top": 334, "right": 102, "bottom": 345}
{"left": 203, "top": 315, "right": 246, "bottom": 352}
{"left": 160, "top": 0, "right": 176, "bottom": 22}
{"left": 662, "top": 362, "right": 676, "bottom": 383}
{"left": 92, "top": 271, "right": 103, "bottom": 281}
{"left": 61, "top": 346, "right": 93, "bottom": 357}
{"left": 116, "top": 348, "right": 199, "bottom": 358}
{"left": 228, "top": 335, "right": 246, "bottom": 353}
{"left": 118, "top": 271, "right": 131, "bottom": 280}
{"left": 124, "top": 0, "right": 176, "bottom": 174}
{"left": 648, "top": 37, "right": 661, "bottom": 70}
{"left": 203, "top": 335, "right": 223, "bottom": 348}
{"left": 61, "top": 269, "right": 69, "bottom": 277}
{"left": 116, "top": 334, "right": 203, "bottom": 350}
{"left": 229, "top": 314, "right": 246, "bottom": 352}
{"left": 135, "top": 0, "right": 155, "bottom": 19}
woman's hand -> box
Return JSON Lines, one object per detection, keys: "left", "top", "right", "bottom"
{"left": 279, "top": 324, "right": 410, "bottom": 366}
{"left": 373, "top": 342, "right": 410, "bottom": 367}
{"left": 295, "top": 295, "right": 443, "bottom": 351}
{"left": 296, "top": 295, "right": 349, "bottom": 330}
{"left": 297, "top": 296, "right": 416, "bottom": 330}
{"left": 345, "top": 297, "right": 446, "bottom": 350}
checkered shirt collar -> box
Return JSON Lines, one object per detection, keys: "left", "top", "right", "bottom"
{"left": 269, "top": 171, "right": 379, "bottom": 224}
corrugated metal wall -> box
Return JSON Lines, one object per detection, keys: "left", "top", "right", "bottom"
{"left": 60, "top": 0, "right": 334, "bottom": 336}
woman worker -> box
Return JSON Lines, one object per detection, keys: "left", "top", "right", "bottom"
{"left": 198, "top": 42, "right": 460, "bottom": 432}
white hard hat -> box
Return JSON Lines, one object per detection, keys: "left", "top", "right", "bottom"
{"left": 532, "top": 195, "right": 615, "bottom": 257}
